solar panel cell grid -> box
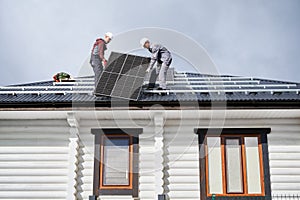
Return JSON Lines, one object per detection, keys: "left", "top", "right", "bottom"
{"left": 105, "top": 53, "right": 126, "bottom": 73}
{"left": 95, "top": 52, "right": 151, "bottom": 100}
{"left": 121, "top": 55, "right": 135, "bottom": 75}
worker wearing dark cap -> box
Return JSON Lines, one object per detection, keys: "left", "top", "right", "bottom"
{"left": 140, "top": 38, "right": 172, "bottom": 90}
{"left": 90, "top": 32, "right": 113, "bottom": 90}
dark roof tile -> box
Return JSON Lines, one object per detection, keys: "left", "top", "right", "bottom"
{"left": 0, "top": 72, "right": 299, "bottom": 107}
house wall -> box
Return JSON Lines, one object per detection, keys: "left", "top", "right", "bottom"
{"left": 163, "top": 120, "right": 200, "bottom": 200}
{"left": 0, "top": 119, "right": 70, "bottom": 200}
{"left": 164, "top": 118, "right": 300, "bottom": 198}
{"left": 78, "top": 119, "right": 158, "bottom": 200}
{"left": 0, "top": 110, "right": 299, "bottom": 200}
{"left": 267, "top": 119, "right": 300, "bottom": 195}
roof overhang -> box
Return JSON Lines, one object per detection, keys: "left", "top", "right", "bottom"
{"left": 0, "top": 99, "right": 300, "bottom": 110}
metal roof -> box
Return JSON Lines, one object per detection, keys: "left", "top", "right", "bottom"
{"left": 0, "top": 71, "right": 299, "bottom": 108}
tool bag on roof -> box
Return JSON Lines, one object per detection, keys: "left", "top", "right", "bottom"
{"left": 53, "top": 72, "right": 71, "bottom": 82}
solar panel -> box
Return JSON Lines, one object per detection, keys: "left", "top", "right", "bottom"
{"left": 95, "top": 52, "right": 150, "bottom": 100}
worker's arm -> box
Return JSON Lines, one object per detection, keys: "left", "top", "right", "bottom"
{"left": 146, "top": 45, "right": 159, "bottom": 72}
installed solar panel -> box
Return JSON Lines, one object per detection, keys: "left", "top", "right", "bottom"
{"left": 95, "top": 52, "right": 150, "bottom": 100}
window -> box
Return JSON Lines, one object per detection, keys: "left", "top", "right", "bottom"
{"left": 101, "top": 135, "right": 132, "bottom": 188}
{"left": 195, "top": 128, "right": 271, "bottom": 200}
{"left": 91, "top": 128, "right": 141, "bottom": 198}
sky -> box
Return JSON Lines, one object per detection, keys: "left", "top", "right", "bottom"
{"left": 0, "top": 0, "right": 300, "bottom": 86}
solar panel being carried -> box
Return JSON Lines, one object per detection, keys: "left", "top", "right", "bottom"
{"left": 95, "top": 52, "right": 150, "bottom": 100}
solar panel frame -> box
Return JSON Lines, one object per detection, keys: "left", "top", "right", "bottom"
{"left": 94, "top": 52, "right": 150, "bottom": 100}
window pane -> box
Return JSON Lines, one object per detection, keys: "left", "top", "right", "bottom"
{"left": 225, "top": 138, "right": 243, "bottom": 193}
{"left": 103, "top": 138, "right": 130, "bottom": 185}
{"left": 245, "top": 137, "right": 262, "bottom": 194}
{"left": 207, "top": 137, "right": 223, "bottom": 194}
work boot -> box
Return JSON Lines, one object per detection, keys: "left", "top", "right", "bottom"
{"left": 147, "top": 83, "right": 156, "bottom": 90}
{"left": 157, "top": 87, "right": 167, "bottom": 96}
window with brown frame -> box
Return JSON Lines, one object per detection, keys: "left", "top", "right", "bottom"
{"left": 90, "top": 128, "right": 141, "bottom": 199}
{"left": 100, "top": 134, "right": 133, "bottom": 189}
{"left": 195, "top": 128, "right": 271, "bottom": 200}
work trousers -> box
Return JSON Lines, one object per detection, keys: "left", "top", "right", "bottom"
{"left": 148, "top": 62, "right": 169, "bottom": 89}
{"left": 90, "top": 55, "right": 104, "bottom": 90}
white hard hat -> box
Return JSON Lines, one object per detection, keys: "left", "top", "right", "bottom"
{"left": 140, "top": 38, "right": 149, "bottom": 47}
{"left": 105, "top": 32, "right": 113, "bottom": 39}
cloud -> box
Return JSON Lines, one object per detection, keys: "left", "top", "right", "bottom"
{"left": 0, "top": 0, "right": 299, "bottom": 86}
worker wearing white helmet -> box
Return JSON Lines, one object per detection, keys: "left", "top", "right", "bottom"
{"left": 90, "top": 32, "right": 113, "bottom": 91}
{"left": 140, "top": 38, "right": 172, "bottom": 90}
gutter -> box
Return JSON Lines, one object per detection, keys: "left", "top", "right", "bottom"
{"left": 0, "top": 100, "right": 299, "bottom": 110}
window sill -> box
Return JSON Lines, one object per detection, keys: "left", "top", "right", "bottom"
{"left": 207, "top": 196, "right": 270, "bottom": 200}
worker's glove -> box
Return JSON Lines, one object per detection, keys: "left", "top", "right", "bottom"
{"left": 102, "top": 60, "right": 108, "bottom": 67}
{"left": 146, "top": 68, "right": 150, "bottom": 73}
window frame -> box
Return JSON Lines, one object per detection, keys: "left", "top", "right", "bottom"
{"left": 195, "top": 128, "right": 271, "bottom": 200}
{"left": 100, "top": 134, "right": 133, "bottom": 189}
{"left": 91, "top": 128, "right": 142, "bottom": 198}
{"left": 222, "top": 136, "right": 245, "bottom": 195}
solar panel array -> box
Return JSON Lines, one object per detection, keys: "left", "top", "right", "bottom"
{"left": 95, "top": 52, "right": 150, "bottom": 100}
{"left": 0, "top": 71, "right": 300, "bottom": 103}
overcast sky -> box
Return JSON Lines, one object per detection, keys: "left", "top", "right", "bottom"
{"left": 0, "top": 0, "right": 299, "bottom": 86}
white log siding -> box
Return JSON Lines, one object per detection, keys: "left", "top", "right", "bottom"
{"left": 138, "top": 125, "right": 156, "bottom": 200}
{"left": 77, "top": 123, "right": 95, "bottom": 200}
{"left": 0, "top": 110, "right": 299, "bottom": 200}
{"left": 0, "top": 119, "right": 70, "bottom": 200}
{"left": 164, "top": 121, "right": 201, "bottom": 200}
{"left": 268, "top": 124, "right": 300, "bottom": 195}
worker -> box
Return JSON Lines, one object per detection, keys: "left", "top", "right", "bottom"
{"left": 140, "top": 38, "right": 172, "bottom": 90}
{"left": 90, "top": 32, "right": 113, "bottom": 89}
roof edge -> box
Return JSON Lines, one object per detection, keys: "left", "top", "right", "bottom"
{"left": 0, "top": 100, "right": 300, "bottom": 110}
